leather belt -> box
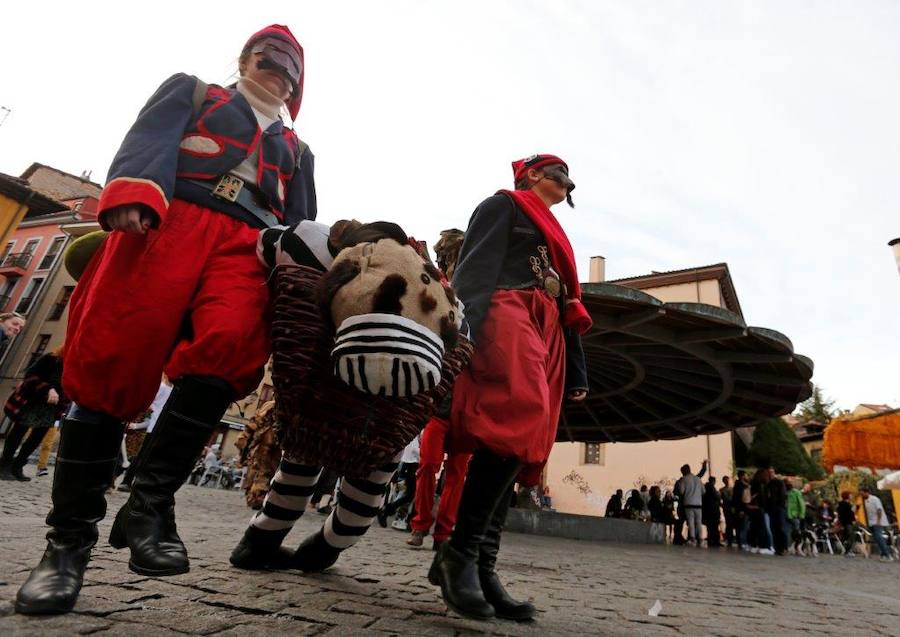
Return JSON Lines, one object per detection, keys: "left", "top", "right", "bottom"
{"left": 185, "top": 176, "right": 281, "bottom": 228}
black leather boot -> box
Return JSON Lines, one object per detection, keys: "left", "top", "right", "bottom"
{"left": 1, "top": 420, "right": 28, "bottom": 480}
{"left": 15, "top": 413, "right": 125, "bottom": 615}
{"left": 229, "top": 525, "right": 294, "bottom": 570}
{"left": 292, "top": 529, "right": 342, "bottom": 572}
{"left": 108, "top": 376, "right": 231, "bottom": 576}
{"left": 428, "top": 451, "right": 521, "bottom": 621}
{"left": 479, "top": 484, "right": 536, "bottom": 621}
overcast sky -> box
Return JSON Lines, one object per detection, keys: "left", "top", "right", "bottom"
{"left": 1, "top": 1, "right": 897, "bottom": 409}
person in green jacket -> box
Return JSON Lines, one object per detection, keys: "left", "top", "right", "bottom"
{"left": 786, "top": 480, "right": 806, "bottom": 554}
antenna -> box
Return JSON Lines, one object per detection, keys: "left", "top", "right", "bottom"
{"left": 0, "top": 106, "right": 11, "bottom": 129}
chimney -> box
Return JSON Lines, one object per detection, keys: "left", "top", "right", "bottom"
{"left": 589, "top": 256, "right": 606, "bottom": 283}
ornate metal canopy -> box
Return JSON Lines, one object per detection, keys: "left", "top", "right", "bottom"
{"left": 559, "top": 282, "right": 813, "bottom": 443}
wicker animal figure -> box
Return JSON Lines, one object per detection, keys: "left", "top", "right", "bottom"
{"left": 229, "top": 219, "right": 471, "bottom": 574}
{"left": 260, "top": 219, "right": 463, "bottom": 397}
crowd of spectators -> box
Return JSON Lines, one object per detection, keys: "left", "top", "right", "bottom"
{"left": 604, "top": 463, "right": 896, "bottom": 561}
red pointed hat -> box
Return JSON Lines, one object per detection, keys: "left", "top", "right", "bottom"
{"left": 511, "top": 154, "right": 568, "bottom": 184}
{"left": 245, "top": 24, "right": 305, "bottom": 120}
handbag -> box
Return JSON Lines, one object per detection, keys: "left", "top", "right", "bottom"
{"left": 3, "top": 383, "right": 28, "bottom": 421}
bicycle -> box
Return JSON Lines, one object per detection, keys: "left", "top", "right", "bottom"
{"left": 889, "top": 526, "right": 900, "bottom": 560}
{"left": 811, "top": 523, "right": 844, "bottom": 556}
{"left": 797, "top": 525, "right": 819, "bottom": 557}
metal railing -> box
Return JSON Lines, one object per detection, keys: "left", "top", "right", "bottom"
{"left": 0, "top": 252, "right": 33, "bottom": 270}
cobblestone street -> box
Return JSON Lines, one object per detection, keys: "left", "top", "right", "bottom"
{"left": 2, "top": 477, "right": 900, "bottom": 636}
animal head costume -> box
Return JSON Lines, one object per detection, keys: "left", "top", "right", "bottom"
{"left": 258, "top": 220, "right": 464, "bottom": 398}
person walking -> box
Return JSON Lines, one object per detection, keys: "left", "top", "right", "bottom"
{"left": 428, "top": 154, "right": 590, "bottom": 621}
{"left": 719, "top": 476, "right": 735, "bottom": 547}
{"left": 785, "top": 480, "right": 806, "bottom": 554}
{"left": 837, "top": 491, "right": 857, "bottom": 555}
{"left": 860, "top": 487, "right": 893, "bottom": 561}
{"left": 767, "top": 467, "right": 789, "bottom": 555}
{"left": 1, "top": 348, "right": 70, "bottom": 481}
{"left": 34, "top": 424, "right": 60, "bottom": 478}
{"left": 407, "top": 417, "right": 471, "bottom": 550}
{"left": 702, "top": 476, "right": 722, "bottom": 547}
{"left": 732, "top": 471, "right": 750, "bottom": 550}
{"left": 16, "top": 24, "right": 315, "bottom": 616}
{"left": 379, "top": 436, "right": 420, "bottom": 528}
{"left": 662, "top": 490, "right": 677, "bottom": 542}
{"left": 675, "top": 461, "right": 707, "bottom": 546}
{"left": 749, "top": 469, "right": 774, "bottom": 555}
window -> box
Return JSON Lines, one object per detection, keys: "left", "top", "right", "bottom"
{"left": 15, "top": 277, "right": 45, "bottom": 315}
{"left": 0, "top": 278, "right": 17, "bottom": 312}
{"left": 27, "top": 334, "right": 52, "bottom": 369}
{"left": 47, "top": 286, "right": 75, "bottom": 321}
{"left": 38, "top": 236, "right": 67, "bottom": 270}
{"left": 583, "top": 442, "right": 605, "bottom": 465}
{"left": 21, "top": 238, "right": 41, "bottom": 256}
{"left": 0, "top": 242, "right": 13, "bottom": 263}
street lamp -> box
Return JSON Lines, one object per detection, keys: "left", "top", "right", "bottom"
{"left": 890, "top": 238, "right": 900, "bottom": 276}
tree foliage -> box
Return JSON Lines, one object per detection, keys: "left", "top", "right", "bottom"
{"left": 796, "top": 384, "right": 837, "bottom": 424}
{"left": 749, "top": 418, "right": 825, "bottom": 480}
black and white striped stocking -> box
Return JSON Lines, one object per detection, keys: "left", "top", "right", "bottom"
{"left": 323, "top": 456, "right": 399, "bottom": 550}
{"left": 250, "top": 453, "right": 400, "bottom": 551}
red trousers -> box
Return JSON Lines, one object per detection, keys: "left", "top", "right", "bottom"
{"left": 63, "top": 200, "right": 270, "bottom": 421}
{"left": 450, "top": 289, "right": 565, "bottom": 486}
{"left": 410, "top": 417, "right": 470, "bottom": 542}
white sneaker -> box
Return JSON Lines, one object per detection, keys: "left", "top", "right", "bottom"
{"left": 741, "top": 546, "right": 751, "bottom": 552}
{"left": 759, "top": 548, "right": 775, "bottom": 555}
{"left": 750, "top": 547, "right": 759, "bottom": 554}
{"left": 881, "top": 555, "right": 894, "bottom": 562}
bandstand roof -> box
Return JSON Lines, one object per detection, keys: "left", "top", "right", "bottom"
{"left": 559, "top": 282, "right": 813, "bottom": 443}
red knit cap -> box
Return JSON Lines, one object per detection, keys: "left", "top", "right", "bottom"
{"left": 511, "top": 154, "right": 568, "bottom": 184}
{"left": 245, "top": 24, "right": 305, "bottom": 120}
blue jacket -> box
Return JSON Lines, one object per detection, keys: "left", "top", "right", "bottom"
{"left": 98, "top": 73, "right": 316, "bottom": 229}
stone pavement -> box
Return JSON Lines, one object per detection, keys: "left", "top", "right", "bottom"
{"left": 2, "top": 478, "right": 900, "bottom": 637}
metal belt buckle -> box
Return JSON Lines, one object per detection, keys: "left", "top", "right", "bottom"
{"left": 542, "top": 269, "right": 562, "bottom": 298}
{"left": 212, "top": 175, "right": 244, "bottom": 202}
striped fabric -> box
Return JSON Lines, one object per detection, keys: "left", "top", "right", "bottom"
{"left": 251, "top": 458, "right": 321, "bottom": 531}
{"left": 324, "top": 461, "right": 398, "bottom": 549}
{"left": 250, "top": 453, "right": 400, "bottom": 552}
{"left": 332, "top": 314, "right": 444, "bottom": 398}
{"left": 257, "top": 220, "right": 334, "bottom": 272}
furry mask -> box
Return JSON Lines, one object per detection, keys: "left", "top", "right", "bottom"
{"left": 258, "top": 220, "right": 464, "bottom": 398}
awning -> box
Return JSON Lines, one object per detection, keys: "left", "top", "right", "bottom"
{"left": 822, "top": 409, "right": 900, "bottom": 473}
{"left": 560, "top": 282, "right": 813, "bottom": 443}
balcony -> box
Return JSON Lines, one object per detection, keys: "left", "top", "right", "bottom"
{"left": 0, "top": 252, "right": 33, "bottom": 278}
